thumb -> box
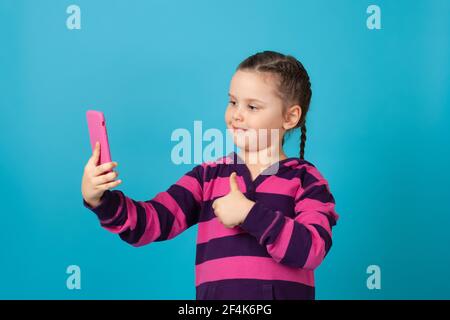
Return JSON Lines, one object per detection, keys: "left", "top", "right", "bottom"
{"left": 229, "top": 172, "right": 240, "bottom": 193}
{"left": 89, "top": 141, "right": 100, "bottom": 166}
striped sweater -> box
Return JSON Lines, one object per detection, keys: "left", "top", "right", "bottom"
{"left": 83, "top": 152, "right": 339, "bottom": 300}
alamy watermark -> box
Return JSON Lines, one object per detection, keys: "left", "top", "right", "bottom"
{"left": 366, "top": 265, "right": 381, "bottom": 290}
{"left": 66, "top": 4, "right": 81, "bottom": 30}
{"left": 170, "top": 121, "right": 283, "bottom": 174}
{"left": 66, "top": 265, "right": 81, "bottom": 290}
{"left": 367, "top": 5, "right": 381, "bottom": 30}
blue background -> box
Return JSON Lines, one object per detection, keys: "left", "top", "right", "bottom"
{"left": 1, "top": 0, "right": 449, "bottom": 299}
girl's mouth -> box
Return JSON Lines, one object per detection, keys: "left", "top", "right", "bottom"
{"left": 231, "top": 125, "right": 248, "bottom": 131}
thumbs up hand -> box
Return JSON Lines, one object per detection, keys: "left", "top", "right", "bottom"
{"left": 211, "top": 172, "right": 255, "bottom": 228}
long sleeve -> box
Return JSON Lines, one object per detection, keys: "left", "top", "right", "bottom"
{"left": 239, "top": 163, "right": 339, "bottom": 270}
{"left": 83, "top": 164, "right": 204, "bottom": 247}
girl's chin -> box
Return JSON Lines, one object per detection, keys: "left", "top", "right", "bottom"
{"left": 229, "top": 129, "right": 280, "bottom": 151}
{"left": 233, "top": 139, "right": 272, "bottom": 151}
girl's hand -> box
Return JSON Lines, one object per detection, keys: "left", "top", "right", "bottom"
{"left": 81, "top": 142, "right": 122, "bottom": 208}
{"left": 212, "top": 172, "right": 255, "bottom": 228}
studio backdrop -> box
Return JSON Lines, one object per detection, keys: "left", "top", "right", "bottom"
{"left": 0, "top": 0, "right": 449, "bottom": 299}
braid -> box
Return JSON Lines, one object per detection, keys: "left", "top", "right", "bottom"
{"left": 300, "top": 123, "right": 307, "bottom": 160}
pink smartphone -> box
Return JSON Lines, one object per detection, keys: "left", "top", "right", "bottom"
{"left": 86, "top": 110, "right": 112, "bottom": 167}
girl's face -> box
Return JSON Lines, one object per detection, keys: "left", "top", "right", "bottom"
{"left": 225, "top": 70, "right": 299, "bottom": 152}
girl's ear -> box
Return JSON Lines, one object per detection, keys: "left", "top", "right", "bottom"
{"left": 283, "top": 105, "right": 302, "bottom": 130}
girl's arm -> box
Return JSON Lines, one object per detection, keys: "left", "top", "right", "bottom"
{"left": 83, "top": 164, "right": 204, "bottom": 247}
{"left": 239, "top": 163, "right": 339, "bottom": 270}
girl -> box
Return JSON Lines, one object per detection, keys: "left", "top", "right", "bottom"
{"left": 81, "top": 51, "right": 339, "bottom": 300}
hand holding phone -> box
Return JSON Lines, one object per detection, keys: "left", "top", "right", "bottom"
{"left": 82, "top": 110, "right": 121, "bottom": 208}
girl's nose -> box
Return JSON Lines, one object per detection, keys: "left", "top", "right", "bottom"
{"left": 232, "top": 106, "right": 244, "bottom": 121}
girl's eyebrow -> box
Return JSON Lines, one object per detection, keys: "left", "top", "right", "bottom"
{"left": 228, "top": 93, "right": 266, "bottom": 104}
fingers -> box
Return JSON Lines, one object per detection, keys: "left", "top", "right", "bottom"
{"left": 92, "top": 170, "right": 119, "bottom": 185}
{"left": 88, "top": 141, "right": 101, "bottom": 166}
{"left": 212, "top": 200, "right": 220, "bottom": 216}
{"left": 211, "top": 201, "right": 228, "bottom": 227}
{"left": 93, "top": 161, "right": 118, "bottom": 177}
{"left": 229, "top": 172, "right": 239, "bottom": 192}
{"left": 212, "top": 204, "right": 221, "bottom": 220}
{"left": 97, "top": 178, "right": 122, "bottom": 191}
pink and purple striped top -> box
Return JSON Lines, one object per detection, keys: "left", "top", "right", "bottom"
{"left": 83, "top": 152, "right": 339, "bottom": 300}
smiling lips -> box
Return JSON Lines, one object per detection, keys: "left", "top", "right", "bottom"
{"left": 231, "top": 125, "right": 248, "bottom": 131}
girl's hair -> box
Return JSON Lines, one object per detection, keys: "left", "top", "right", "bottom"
{"left": 237, "top": 51, "right": 312, "bottom": 160}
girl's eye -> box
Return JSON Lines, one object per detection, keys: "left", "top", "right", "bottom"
{"left": 248, "top": 105, "right": 257, "bottom": 110}
{"left": 228, "top": 101, "right": 236, "bottom": 106}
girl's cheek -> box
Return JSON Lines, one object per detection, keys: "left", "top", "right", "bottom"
{"left": 225, "top": 107, "right": 233, "bottom": 122}
{"left": 224, "top": 113, "right": 230, "bottom": 125}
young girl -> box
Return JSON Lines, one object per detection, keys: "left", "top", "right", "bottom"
{"left": 81, "top": 51, "right": 339, "bottom": 300}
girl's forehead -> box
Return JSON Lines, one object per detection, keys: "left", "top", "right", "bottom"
{"left": 230, "top": 70, "right": 280, "bottom": 102}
